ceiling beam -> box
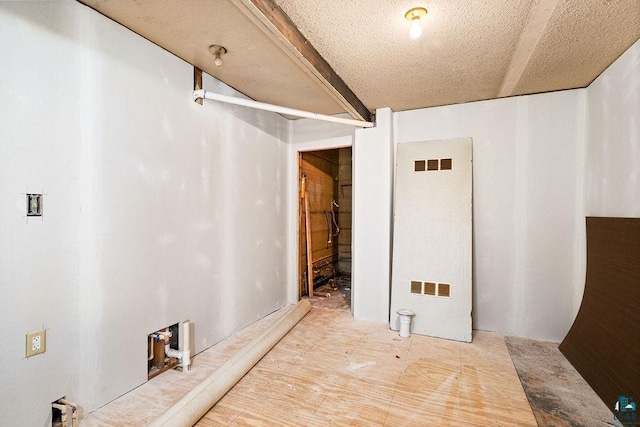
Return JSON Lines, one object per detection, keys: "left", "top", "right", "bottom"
{"left": 230, "top": 0, "right": 372, "bottom": 122}
{"left": 498, "top": 0, "right": 559, "bottom": 97}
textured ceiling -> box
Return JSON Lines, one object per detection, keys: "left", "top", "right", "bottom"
{"left": 276, "top": 0, "right": 640, "bottom": 111}
{"left": 78, "top": 0, "right": 640, "bottom": 117}
{"left": 77, "top": 0, "right": 346, "bottom": 115}
{"left": 508, "top": 0, "right": 640, "bottom": 96}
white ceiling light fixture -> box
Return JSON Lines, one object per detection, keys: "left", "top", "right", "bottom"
{"left": 405, "top": 7, "right": 427, "bottom": 39}
{"left": 208, "top": 45, "right": 227, "bottom": 67}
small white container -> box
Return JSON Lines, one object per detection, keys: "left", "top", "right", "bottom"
{"left": 397, "top": 309, "right": 416, "bottom": 338}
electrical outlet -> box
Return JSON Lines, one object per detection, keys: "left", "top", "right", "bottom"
{"left": 26, "top": 330, "right": 46, "bottom": 357}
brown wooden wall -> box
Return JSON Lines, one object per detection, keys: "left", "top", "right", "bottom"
{"left": 338, "top": 147, "right": 352, "bottom": 274}
{"left": 299, "top": 150, "right": 340, "bottom": 295}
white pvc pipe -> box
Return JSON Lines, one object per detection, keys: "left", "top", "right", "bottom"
{"left": 148, "top": 335, "right": 155, "bottom": 361}
{"left": 165, "top": 346, "right": 182, "bottom": 360}
{"left": 148, "top": 299, "right": 312, "bottom": 427}
{"left": 153, "top": 323, "right": 191, "bottom": 372}
{"left": 182, "top": 321, "right": 191, "bottom": 371}
{"left": 165, "top": 346, "right": 190, "bottom": 372}
{"left": 193, "top": 90, "right": 374, "bottom": 128}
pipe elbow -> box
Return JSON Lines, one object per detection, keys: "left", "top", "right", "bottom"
{"left": 57, "top": 398, "right": 78, "bottom": 412}
{"left": 165, "top": 347, "right": 191, "bottom": 371}
{"left": 193, "top": 89, "right": 206, "bottom": 101}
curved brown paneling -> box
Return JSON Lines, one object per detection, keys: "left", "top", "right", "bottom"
{"left": 559, "top": 217, "right": 639, "bottom": 411}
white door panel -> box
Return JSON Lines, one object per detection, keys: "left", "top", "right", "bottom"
{"left": 390, "top": 138, "right": 473, "bottom": 342}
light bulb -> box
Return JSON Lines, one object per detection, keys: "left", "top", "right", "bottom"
{"left": 410, "top": 19, "right": 422, "bottom": 39}
{"left": 405, "top": 7, "right": 427, "bottom": 39}
{"left": 209, "top": 45, "right": 227, "bottom": 67}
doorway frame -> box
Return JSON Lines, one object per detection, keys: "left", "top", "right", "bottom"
{"left": 296, "top": 148, "right": 352, "bottom": 303}
{"left": 285, "top": 133, "right": 354, "bottom": 312}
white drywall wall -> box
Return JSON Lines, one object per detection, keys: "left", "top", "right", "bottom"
{"left": 586, "top": 38, "right": 640, "bottom": 217}
{"left": 396, "top": 91, "right": 586, "bottom": 342}
{"left": 352, "top": 108, "right": 394, "bottom": 323}
{"left": 2, "top": 4, "right": 635, "bottom": 424}
{"left": 0, "top": 2, "right": 289, "bottom": 424}
{"left": 285, "top": 42, "right": 636, "bottom": 339}
{"left": 0, "top": 3, "right": 82, "bottom": 424}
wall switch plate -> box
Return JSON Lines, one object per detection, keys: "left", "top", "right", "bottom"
{"left": 26, "top": 194, "right": 43, "bottom": 216}
{"left": 26, "top": 329, "right": 46, "bottom": 357}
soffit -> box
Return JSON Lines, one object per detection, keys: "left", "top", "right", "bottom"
{"left": 77, "top": 0, "right": 346, "bottom": 115}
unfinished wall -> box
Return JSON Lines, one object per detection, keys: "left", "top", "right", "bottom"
{"left": 396, "top": 91, "right": 586, "bottom": 342}
{"left": 586, "top": 38, "right": 640, "bottom": 217}
{"left": 299, "top": 151, "right": 340, "bottom": 295}
{"left": 337, "top": 148, "right": 352, "bottom": 274}
{"left": 0, "top": 2, "right": 289, "bottom": 425}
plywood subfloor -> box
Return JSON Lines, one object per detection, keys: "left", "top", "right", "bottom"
{"left": 505, "top": 336, "right": 622, "bottom": 427}
{"left": 197, "top": 309, "right": 536, "bottom": 426}
{"left": 80, "top": 308, "right": 293, "bottom": 426}
{"left": 82, "top": 306, "right": 537, "bottom": 426}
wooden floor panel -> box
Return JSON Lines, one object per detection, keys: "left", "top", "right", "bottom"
{"left": 82, "top": 305, "right": 537, "bottom": 426}
{"left": 199, "top": 306, "right": 536, "bottom": 427}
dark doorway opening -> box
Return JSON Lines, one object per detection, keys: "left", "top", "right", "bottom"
{"left": 298, "top": 147, "right": 352, "bottom": 310}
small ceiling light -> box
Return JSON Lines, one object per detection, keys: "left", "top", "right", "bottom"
{"left": 405, "top": 7, "right": 427, "bottom": 39}
{"left": 208, "top": 45, "right": 227, "bottom": 67}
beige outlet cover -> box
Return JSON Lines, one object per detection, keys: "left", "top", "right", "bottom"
{"left": 26, "top": 330, "right": 46, "bottom": 358}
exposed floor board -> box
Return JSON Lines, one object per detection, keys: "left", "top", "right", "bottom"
{"left": 80, "top": 307, "right": 292, "bottom": 426}
{"left": 83, "top": 305, "right": 537, "bottom": 426}
{"left": 505, "top": 336, "right": 621, "bottom": 427}
{"left": 197, "top": 307, "right": 536, "bottom": 426}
